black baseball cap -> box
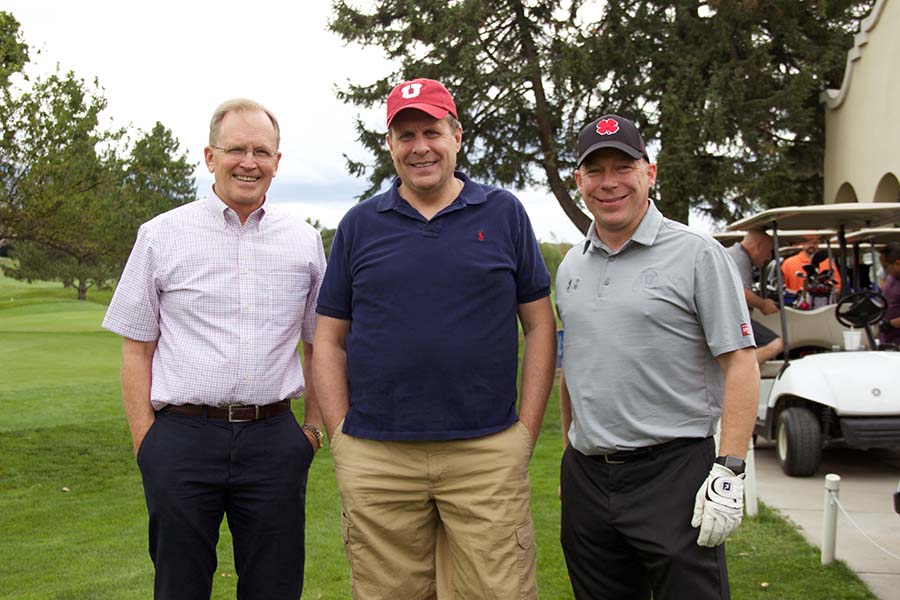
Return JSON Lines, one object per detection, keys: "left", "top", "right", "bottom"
{"left": 576, "top": 114, "right": 650, "bottom": 167}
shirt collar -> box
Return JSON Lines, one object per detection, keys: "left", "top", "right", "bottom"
{"left": 204, "top": 185, "right": 268, "bottom": 230}
{"left": 585, "top": 200, "right": 662, "bottom": 254}
{"left": 375, "top": 171, "right": 486, "bottom": 213}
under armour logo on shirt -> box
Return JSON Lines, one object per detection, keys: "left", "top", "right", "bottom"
{"left": 401, "top": 83, "right": 423, "bottom": 99}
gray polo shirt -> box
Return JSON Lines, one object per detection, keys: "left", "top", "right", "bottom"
{"left": 556, "top": 202, "right": 754, "bottom": 455}
{"left": 725, "top": 242, "right": 753, "bottom": 288}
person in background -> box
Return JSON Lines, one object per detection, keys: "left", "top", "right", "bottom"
{"left": 725, "top": 229, "right": 784, "bottom": 363}
{"left": 781, "top": 234, "right": 841, "bottom": 295}
{"left": 878, "top": 242, "right": 900, "bottom": 348}
{"left": 102, "top": 98, "right": 325, "bottom": 600}
{"left": 313, "top": 78, "right": 556, "bottom": 600}
{"left": 556, "top": 113, "right": 759, "bottom": 600}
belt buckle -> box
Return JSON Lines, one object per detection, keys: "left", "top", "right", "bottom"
{"left": 227, "top": 404, "right": 258, "bottom": 423}
{"left": 603, "top": 454, "right": 626, "bottom": 465}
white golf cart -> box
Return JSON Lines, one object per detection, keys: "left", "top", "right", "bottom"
{"left": 725, "top": 203, "right": 900, "bottom": 477}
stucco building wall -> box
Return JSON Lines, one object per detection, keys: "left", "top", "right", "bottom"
{"left": 822, "top": 0, "right": 900, "bottom": 204}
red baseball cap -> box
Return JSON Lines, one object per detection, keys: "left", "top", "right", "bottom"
{"left": 386, "top": 78, "right": 457, "bottom": 127}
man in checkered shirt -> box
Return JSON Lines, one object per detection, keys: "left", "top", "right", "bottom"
{"left": 103, "top": 98, "right": 326, "bottom": 600}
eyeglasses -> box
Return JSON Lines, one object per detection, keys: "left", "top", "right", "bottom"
{"left": 210, "top": 145, "right": 278, "bottom": 163}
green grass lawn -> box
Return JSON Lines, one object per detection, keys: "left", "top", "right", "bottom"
{"left": 0, "top": 266, "right": 876, "bottom": 599}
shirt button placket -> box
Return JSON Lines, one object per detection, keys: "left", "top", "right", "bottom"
{"left": 603, "top": 254, "right": 617, "bottom": 288}
{"left": 237, "top": 225, "right": 253, "bottom": 393}
{"left": 596, "top": 254, "right": 611, "bottom": 299}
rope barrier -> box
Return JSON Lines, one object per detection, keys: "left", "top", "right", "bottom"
{"left": 829, "top": 490, "right": 900, "bottom": 561}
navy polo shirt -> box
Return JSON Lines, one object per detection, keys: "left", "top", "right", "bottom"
{"left": 316, "top": 172, "right": 550, "bottom": 441}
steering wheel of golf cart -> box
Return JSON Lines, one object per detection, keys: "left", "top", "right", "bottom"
{"left": 834, "top": 291, "right": 887, "bottom": 329}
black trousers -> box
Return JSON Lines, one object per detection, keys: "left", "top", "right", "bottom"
{"left": 137, "top": 409, "right": 314, "bottom": 600}
{"left": 560, "top": 437, "right": 730, "bottom": 600}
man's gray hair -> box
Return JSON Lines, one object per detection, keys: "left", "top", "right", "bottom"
{"left": 446, "top": 114, "right": 462, "bottom": 132}
{"left": 209, "top": 98, "right": 280, "bottom": 149}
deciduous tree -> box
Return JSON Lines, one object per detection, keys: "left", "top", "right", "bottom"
{"left": 0, "top": 68, "right": 118, "bottom": 247}
{"left": 307, "top": 218, "right": 336, "bottom": 260}
{"left": 0, "top": 62, "right": 195, "bottom": 299}
{"left": 0, "top": 11, "right": 28, "bottom": 89}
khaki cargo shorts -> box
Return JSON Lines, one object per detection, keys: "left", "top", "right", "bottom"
{"left": 331, "top": 421, "right": 538, "bottom": 600}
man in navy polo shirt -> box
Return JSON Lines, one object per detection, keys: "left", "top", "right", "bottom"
{"left": 313, "top": 78, "right": 556, "bottom": 600}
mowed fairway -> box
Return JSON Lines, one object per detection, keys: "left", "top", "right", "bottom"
{"left": 0, "top": 267, "right": 352, "bottom": 599}
{"left": 0, "top": 262, "right": 876, "bottom": 599}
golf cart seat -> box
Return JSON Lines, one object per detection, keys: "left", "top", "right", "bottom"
{"left": 755, "top": 304, "right": 864, "bottom": 351}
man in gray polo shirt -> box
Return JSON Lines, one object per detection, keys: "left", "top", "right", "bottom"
{"left": 725, "top": 230, "right": 783, "bottom": 364}
{"left": 556, "top": 114, "right": 759, "bottom": 600}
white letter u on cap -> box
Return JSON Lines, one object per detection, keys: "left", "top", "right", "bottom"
{"left": 401, "top": 83, "right": 423, "bottom": 99}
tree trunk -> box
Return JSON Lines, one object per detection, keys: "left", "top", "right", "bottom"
{"left": 77, "top": 279, "right": 88, "bottom": 301}
{"left": 512, "top": 0, "right": 591, "bottom": 236}
{"left": 549, "top": 174, "right": 591, "bottom": 235}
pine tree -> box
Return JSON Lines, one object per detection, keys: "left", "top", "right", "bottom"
{"left": 330, "top": 0, "right": 873, "bottom": 231}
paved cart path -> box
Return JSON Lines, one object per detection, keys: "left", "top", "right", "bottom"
{"left": 753, "top": 442, "right": 900, "bottom": 600}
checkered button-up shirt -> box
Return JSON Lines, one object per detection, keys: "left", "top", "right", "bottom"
{"left": 103, "top": 194, "right": 326, "bottom": 410}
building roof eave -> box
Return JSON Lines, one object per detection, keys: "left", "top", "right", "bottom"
{"left": 821, "top": 0, "right": 889, "bottom": 110}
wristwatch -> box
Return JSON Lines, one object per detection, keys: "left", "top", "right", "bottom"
{"left": 715, "top": 455, "right": 746, "bottom": 475}
{"left": 302, "top": 423, "right": 323, "bottom": 449}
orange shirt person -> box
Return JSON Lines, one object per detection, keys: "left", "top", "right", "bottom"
{"left": 781, "top": 235, "right": 841, "bottom": 293}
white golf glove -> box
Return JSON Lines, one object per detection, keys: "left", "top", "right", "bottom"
{"left": 691, "top": 463, "right": 745, "bottom": 547}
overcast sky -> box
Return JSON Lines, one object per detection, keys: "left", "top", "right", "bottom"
{"left": 5, "top": 0, "right": 588, "bottom": 242}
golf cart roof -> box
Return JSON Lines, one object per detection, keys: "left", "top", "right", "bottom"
{"left": 843, "top": 228, "right": 900, "bottom": 245}
{"left": 726, "top": 203, "right": 900, "bottom": 232}
{"left": 713, "top": 230, "right": 838, "bottom": 256}
{"left": 711, "top": 231, "right": 744, "bottom": 244}
{"left": 713, "top": 229, "right": 837, "bottom": 244}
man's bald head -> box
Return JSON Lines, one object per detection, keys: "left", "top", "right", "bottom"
{"left": 741, "top": 229, "right": 773, "bottom": 267}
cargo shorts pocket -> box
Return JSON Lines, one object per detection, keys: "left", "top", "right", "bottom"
{"left": 341, "top": 511, "right": 352, "bottom": 551}
{"left": 515, "top": 520, "right": 538, "bottom": 599}
{"left": 341, "top": 512, "right": 360, "bottom": 598}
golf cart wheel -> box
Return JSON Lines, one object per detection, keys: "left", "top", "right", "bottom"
{"left": 776, "top": 407, "right": 822, "bottom": 477}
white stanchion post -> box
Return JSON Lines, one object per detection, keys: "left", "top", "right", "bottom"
{"left": 744, "top": 437, "right": 758, "bottom": 517}
{"left": 822, "top": 473, "right": 841, "bottom": 565}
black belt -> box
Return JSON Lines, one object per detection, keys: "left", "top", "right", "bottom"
{"left": 591, "top": 437, "right": 706, "bottom": 464}
{"left": 161, "top": 400, "right": 291, "bottom": 422}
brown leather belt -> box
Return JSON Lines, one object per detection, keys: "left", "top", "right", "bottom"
{"left": 161, "top": 400, "right": 291, "bottom": 422}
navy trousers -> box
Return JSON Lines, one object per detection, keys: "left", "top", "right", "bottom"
{"left": 560, "top": 437, "right": 730, "bottom": 600}
{"left": 137, "top": 408, "right": 314, "bottom": 600}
